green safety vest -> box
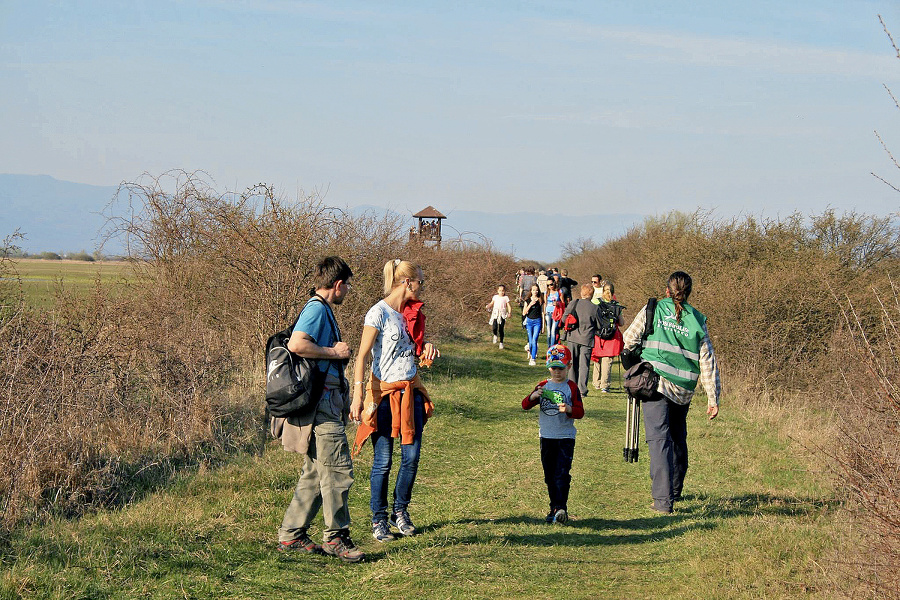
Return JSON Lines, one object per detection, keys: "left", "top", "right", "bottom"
{"left": 640, "top": 298, "right": 706, "bottom": 391}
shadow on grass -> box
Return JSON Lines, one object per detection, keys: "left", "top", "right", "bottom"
{"left": 413, "top": 492, "right": 835, "bottom": 549}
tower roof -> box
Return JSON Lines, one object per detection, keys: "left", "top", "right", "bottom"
{"left": 412, "top": 206, "right": 446, "bottom": 219}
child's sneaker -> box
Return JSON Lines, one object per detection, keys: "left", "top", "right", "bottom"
{"left": 498, "top": 343, "right": 504, "bottom": 350}
{"left": 529, "top": 359, "right": 536, "bottom": 366}
{"left": 552, "top": 509, "right": 568, "bottom": 524}
{"left": 322, "top": 531, "right": 365, "bottom": 563}
{"left": 492, "top": 335, "right": 498, "bottom": 344}
{"left": 277, "top": 532, "right": 322, "bottom": 554}
{"left": 390, "top": 509, "right": 417, "bottom": 536}
{"left": 372, "top": 519, "right": 395, "bottom": 542}
{"left": 545, "top": 510, "right": 556, "bottom": 523}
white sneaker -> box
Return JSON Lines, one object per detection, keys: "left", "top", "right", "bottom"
{"left": 498, "top": 343, "right": 504, "bottom": 350}
{"left": 492, "top": 335, "right": 497, "bottom": 344}
{"left": 529, "top": 359, "right": 536, "bottom": 366}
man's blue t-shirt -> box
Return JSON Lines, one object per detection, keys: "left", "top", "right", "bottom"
{"left": 293, "top": 298, "right": 342, "bottom": 379}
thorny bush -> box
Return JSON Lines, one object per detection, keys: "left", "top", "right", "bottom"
{"left": 0, "top": 171, "right": 515, "bottom": 528}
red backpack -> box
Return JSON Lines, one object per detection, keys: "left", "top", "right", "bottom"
{"left": 563, "top": 299, "right": 580, "bottom": 332}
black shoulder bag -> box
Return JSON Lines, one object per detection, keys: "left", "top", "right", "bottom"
{"left": 622, "top": 298, "right": 660, "bottom": 401}
{"left": 264, "top": 295, "right": 339, "bottom": 418}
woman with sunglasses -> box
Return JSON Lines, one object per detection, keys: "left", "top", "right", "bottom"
{"left": 351, "top": 259, "right": 440, "bottom": 542}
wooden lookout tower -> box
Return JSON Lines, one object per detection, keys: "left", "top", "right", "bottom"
{"left": 410, "top": 206, "right": 446, "bottom": 248}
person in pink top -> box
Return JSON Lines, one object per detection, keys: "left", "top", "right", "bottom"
{"left": 486, "top": 284, "right": 511, "bottom": 349}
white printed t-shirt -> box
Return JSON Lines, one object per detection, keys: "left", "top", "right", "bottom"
{"left": 364, "top": 300, "right": 418, "bottom": 383}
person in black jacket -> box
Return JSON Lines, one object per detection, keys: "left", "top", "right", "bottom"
{"left": 558, "top": 269, "right": 578, "bottom": 304}
{"left": 561, "top": 284, "right": 601, "bottom": 397}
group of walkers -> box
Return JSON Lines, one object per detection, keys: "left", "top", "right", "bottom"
{"left": 501, "top": 268, "right": 625, "bottom": 393}
{"left": 270, "top": 255, "right": 720, "bottom": 565}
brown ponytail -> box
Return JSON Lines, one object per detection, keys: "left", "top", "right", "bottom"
{"left": 666, "top": 271, "right": 693, "bottom": 322}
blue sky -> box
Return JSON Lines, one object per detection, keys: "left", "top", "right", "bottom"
{"left": 2, "top": 0, "right": 900, "bottom": 221}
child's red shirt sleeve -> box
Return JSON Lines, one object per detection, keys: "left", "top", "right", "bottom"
{"left": 522, "top": 380, "right": 548, "bottom": 409}
{"left": 567, "top": 380, "right": 585, "bottom": 419}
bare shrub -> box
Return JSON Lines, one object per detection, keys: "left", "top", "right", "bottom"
{"left": 0, "top": 284, "right": 233, "bottom": 526}
{"left": 1, "top": 172, "right": 516, "bottom": 528}
{"left": 827, "top": 282, "right": 900, "bottom": 597}
{"left": 559, "top": 209, "right": 899, "bottom": 400}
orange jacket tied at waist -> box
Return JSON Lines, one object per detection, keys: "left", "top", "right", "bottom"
{"left": 352, "top": 373, "right": 433, "bottom": 456}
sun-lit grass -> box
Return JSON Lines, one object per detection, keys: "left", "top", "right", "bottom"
{"left": 0, "top": 326, "right": 844, "bottom": 598}
{"left": 5, "top": 258, "right": 133, "bottom": 307}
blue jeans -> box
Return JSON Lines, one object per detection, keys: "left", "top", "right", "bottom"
{"left": 525, "top": 317, "right": 543, "bottom": 360}
{"left": 370, "top": 390, "right": 425, "bottom": 522}
{"left": 546, "top": 316, "right": 559, "bottom": 348}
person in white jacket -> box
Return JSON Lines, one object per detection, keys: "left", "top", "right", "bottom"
{"left": 486, "top": 284, "right": 511, "bottom": 349}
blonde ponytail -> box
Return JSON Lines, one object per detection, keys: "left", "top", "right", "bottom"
{"left": 383, "top": 259, "right": 419, "bottom": 296}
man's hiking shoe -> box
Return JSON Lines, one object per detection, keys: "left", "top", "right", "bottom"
{"left": 552, "top": 509, "right": 568, "bottom": 524}
{"left": 372, "top": 519, "right": 395, "bottom": 542}
{"left": 390, "top": 509, "right": 417, "bottom": 536}
{"left": 277, "top": 533, "right": 322, "bottom": 554}
{"left": 649, "top": 502, "right": 674, "bottom": 514}
{"left": 322, "top": 531, "right": 365, "bottom": 563}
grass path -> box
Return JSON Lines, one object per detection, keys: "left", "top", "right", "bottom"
{"left": 2, "top": 327, "right": 839, "bottom": 599}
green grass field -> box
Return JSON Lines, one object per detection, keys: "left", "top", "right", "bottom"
{"left": 4, "top": 258, "right": 132, "bottom": 307}
{"left": 0, "top": 324, "right": 841, "bottom": 599}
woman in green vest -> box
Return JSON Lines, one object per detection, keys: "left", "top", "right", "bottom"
{"left": 622, "top": 271, "right": 721, "bottom": 514}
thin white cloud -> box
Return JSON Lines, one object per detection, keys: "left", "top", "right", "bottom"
{"left": 501, "top": 108, "right": 833, "bottom": 138}
{"left": 541, "top": 19, "right": 899, "bottom": 80}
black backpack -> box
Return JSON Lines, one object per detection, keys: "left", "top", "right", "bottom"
{"left": 596, "top": 300, "right": 623, "bottom": 340}
{"left": 621, "top": 297, "right": 657, "bottom": 370}
{"left": 264, "top": 296, "right": 337, "bottom": 418}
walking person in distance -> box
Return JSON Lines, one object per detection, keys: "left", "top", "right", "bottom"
{"left": 522, "top": 284, "right": 544, "bottom": 366}
{"left": 486, "top": 284, "right": 511, "bottom": 349}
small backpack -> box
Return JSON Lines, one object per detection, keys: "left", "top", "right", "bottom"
{"left": 623, "top": 360, "right": 660, "bottom": 401}
{"left": 264, "top": 296, "right": 335, "bottom": 418}
{"left": 596, "top": 300, "right": 623, "bottom": 340}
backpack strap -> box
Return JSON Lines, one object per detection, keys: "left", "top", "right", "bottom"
{"left": 642, "top": 297, "right": 657, "bottom": 340}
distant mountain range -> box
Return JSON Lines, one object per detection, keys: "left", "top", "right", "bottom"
{"left": 0, "top": 174, "right": 644, "bottom": 262}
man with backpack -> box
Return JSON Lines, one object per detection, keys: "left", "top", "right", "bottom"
{"left": 273, "top": 256, "right": 365, "bottom": 563}
{"left": 561, "top": 284, "right": 603, "bottom": 398}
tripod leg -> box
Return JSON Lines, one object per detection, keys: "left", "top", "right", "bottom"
{"left": 633, "top": 399, "right": 641, "bottom": 462}
{"left": 624, "top": 394, "right": 632, "bottom": 461}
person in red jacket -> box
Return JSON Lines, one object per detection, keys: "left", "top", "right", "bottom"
{"left": 522, "top": 344, "right": 585, "bottom": 524}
